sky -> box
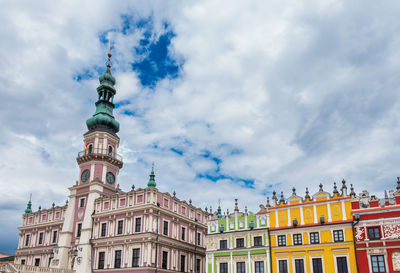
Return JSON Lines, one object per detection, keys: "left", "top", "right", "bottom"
{"left": 1, "top": 0, "right": 400, "bottom": 254}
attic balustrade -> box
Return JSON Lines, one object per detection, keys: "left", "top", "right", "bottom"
{"left": 77, "top": 148, "right": 123, "bottom": 162}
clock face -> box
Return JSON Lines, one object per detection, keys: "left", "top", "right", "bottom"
{"left": 81, "top": 169, "right": 90, "bottom": 182}
{"left": 106, "top": 172, "right": 115, "bottom": 184}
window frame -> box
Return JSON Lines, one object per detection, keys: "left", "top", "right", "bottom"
{"left": 163, "top": 220, "right": 169, "bottom": 236}
{"left": 220, "top": 239, "right": 228, "bottom": 249}
{"left": 236, "top": 238, "right": 245, "bottom": 248}
{"left": 237, "top": 262, "right": 246, "bottom": 273}
{"left": 162, "top": 251, "right": 168, "bottom": 269}
{"left": 278, "top": 260, "right": 288, "bottom": 273}
{"left": 181, "top": 227, "right": 186, "bottom": 241}
{"left": 294, "top": 259, "right": 304, "bottom": 273}
{"left": 135, "top": 217, "right": 142, "bottom": 233}
{"left": 293, "top": 234, "right": 302, "bottom": 245}
{"left": 25, "top": 234, "right": 30, "bottom": 247}
{"left": 98, "top": 251, "right": 105, "bottom": 269}
{"left": 368, "top": 227, "right": 381, "bottom": 240}
{"left": 333, "top": 230, "right": 344, "bottom": 242}
{"left": 132, "top": 248, "right": 140, "bottom": 267}
{"left": 336, "top": 256, "right": 348, "bottom": 273}
{"left": 277, "top": 235, "right": 286, "bottom": 247}
{"left": 370, "top": 255, "right": 386, "bottom": 273}
{"left": 254, "top": 236, "right": 263, "bottom": 247}
{"left": 309, "top": 232, "right": 320, "bottom": 244}
{"left": 180, "top": 255, "right": 186, "bottom": 272}
{"left": 77, "top": 223, "right": 82, "bottom": 237}
{"left": 220, "top": 262, "right": 228, "bottom": 273}
{"left": 52, "top": 230, "right": 58, "bottom": 244}
{"left": 114, "top": 250, "right": 122, "bottom": 268}
{"left": 117, "top": 220, "right": 124, "bottom": 235}
{"left": 255, "top": 261, "right": 264, "bottom": 273}
{"left": 312, "top": 258, "right": 323, "bottom": 273}
{"left": 38, "top": 232, "right": 44, "bottom": 245}
{"left": 100, "top": 222, "right": 107, "bottom": 237}
{"left": 79, "top": 198, "right": 85, "bottom": 208}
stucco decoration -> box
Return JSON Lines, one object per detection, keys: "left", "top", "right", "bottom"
{"left": 383, "top": 224, "right": 400, "bottom": 239}
{"left": 355, "top": 227, "right": 365, "bottom": 241}
{"left": 393, "top": 252, "right": 400, "bottom": 270}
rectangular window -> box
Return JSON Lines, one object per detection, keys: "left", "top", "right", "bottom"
{"left": 180, "top": 255, "right": 186, "bottom": 272}
{"left": 35, "top": 258, "right": 40, "bottom": 267}
{"left": 310, "top": 232, "right": 319, "bottom": 244}
{"left": 38, "top": 232, "right": 44, "bottom": 245}
{"left": 117, "top": 220, "right": 123, "bottom": 235}
{"left": 162, "top": 251, "right": 168, "bottom": 269}
{"left": 21, "top": 259, "right": 25, "bottom": 265}
{"left": 336, "top": 257, "right": 348, "bottom": 273}
{"left": 277, "top": 235, "right": 286, "bottom": 246}
{"left": 77, "top": 223, "right": 82, "bottom": 237}
{"left": 368, "top": 227, "right": 381, "bottom": 240}
{"left": 98, "top": 252, "right": 105, "bottom": 269}
{"left": 114, "top": 250, "right": 122, "bottom": 268}
{"left": 80, "top": 198, "right": 85, "bottom": 208}
{"left": 182, "top": 227, "right": 186, "bottom": 241}
{"left": 197, "top": 232, "right": 201, "bottom": 245}
{"left": 101, "top": 223, "right": 107, "bottom": 237}
{"left": 220, "top": 240, "right": 228, "bottom": 249}
{"left": 132, "top": 248, "right": 140, "bottom": 267}
{"left": 236, "top": 238, "right": 244, "bottom": 248}
{"left": 237, "top": 262, "right": 245, "bottom": 273}
{"left": 25, "top": 234, "right": 30, "bottom": 246}
{"left": 196, "top": 258, "right": 201, "bottom": 273}
{"left": 333, "top": 230, "right": 344, "bottom": 242}
{"left": 163, "top": 221, "right": 168, "bottom": 236}
{"left": 312, "top": 258, "right": 323, "bottom": 273}
{"left": 293, "top": 234, "right": 302, "bottom": 245}
{"left": 278, "top": 260, "right": 288, "bottom": 273}
{"left": 254, "top": 236, "right": 262, "bottom": 246}
{"left": 220, "top": 263, "right": 228, "bottom": 273}
{"left": 52, "top": 230, "right": 57, "bottom": 243}
{"left": 255, "top": 261, "right": 264, "bottom": 273}
{"left": 295, "top": 259, "right": 304, "bottom": 273}
{"left": 371, "top": 255, "right": 386, "bottom": 273}
{"left": 135, "top": 218, "right": 141, "bottom": 232}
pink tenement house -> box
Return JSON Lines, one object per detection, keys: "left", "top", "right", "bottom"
{"left": 14, "top": 53, "right": 208, "bottom": 273}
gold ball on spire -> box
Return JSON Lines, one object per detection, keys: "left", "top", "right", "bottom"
{"left": 108, "top": 52, "right": 112, "bottom": 58}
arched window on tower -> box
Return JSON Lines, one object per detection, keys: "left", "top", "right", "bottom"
{"left": 88, "top": 144, "right": 93, "bottom": 154}
{"left": 108, "top": 146, "right": 113, "bottom": 156}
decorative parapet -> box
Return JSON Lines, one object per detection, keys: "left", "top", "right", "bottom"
{"left": 2, "top": 264, "right": 75, "bottom": 273}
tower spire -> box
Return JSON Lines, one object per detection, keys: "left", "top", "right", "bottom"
{"left": 147, "top": 162, "right": 156, "bottom": 188}
{"left": 24, "top": 194, "right": 32, "bottom": 214}
{"left": 86, "top": 50, "right": 120, "bottom": 134}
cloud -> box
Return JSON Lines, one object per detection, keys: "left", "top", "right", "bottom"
{"left": 2, "top": 0, "right": 400, "bottom": 253}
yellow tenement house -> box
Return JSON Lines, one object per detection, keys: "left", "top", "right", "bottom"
{"left": 268, "top": 182, "right": 357, "bottom": 273}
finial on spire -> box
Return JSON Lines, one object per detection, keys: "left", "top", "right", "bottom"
{"left": 350, "top": 184, "right": 356, "bottom": 197}
{"left": 234, "top": 199, "right": 239, "bottom": 212}
{"left": 173, "top": 190, "right": 176, "bottom": 197}
{"left": 319, "top": 183, "right": 323, "bottom": 192}
{"left": 106, "top": 42, "right": 114, "bottom": 68}
{"left": 266, "top": 197, "right": 270, "bottom": 207}
{"left": 333, "top": 182, "right": 339, "bottom": 195}
{"left": 305, "top": 187, "right": 310, "bottom": 200}
{"left": 397, "top": 177, "right": 400, "bottom": 191}
{"left": 292, "top": 187, "right": 296, "bottom": 196}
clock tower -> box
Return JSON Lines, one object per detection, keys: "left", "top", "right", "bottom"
{"left": 53, "top": 52, "right": 123, "bottom": 273}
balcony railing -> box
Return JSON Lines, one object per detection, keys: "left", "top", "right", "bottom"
{"left": 77, "top": 148, "right": 123, "bottom": 162}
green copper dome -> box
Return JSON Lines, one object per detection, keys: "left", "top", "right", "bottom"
{"left": 25, "top": 199, "right": 32, "bottom": 214}
{"left": 86, "top": 56, "right": 120, "bottom": 133}
{"left": 147, "top": 164, "right": 156, "bottom": 188}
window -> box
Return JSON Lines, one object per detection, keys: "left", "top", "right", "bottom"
{"left": 254, "top": 236, "right": 262, "bottom": 246}
{"left": 135, "top": 218, "right": 141, "bottom": 232}
{"left": 163, "top": 221, "right": 168, "bottom": 236}
{"left": 88, "top": 144, "right": 93, "bottom": 154}
{"left": 197, "top": 232, "right": 201, "bottom": 245}
{"left": 114, "top": 250, "right": 122, "bottom": 268}
{"left": 371, "top": 255, "right": 386, "bottom": 273}
{"left": 236, "top": 238, "right": 244, "bottom": 248}
{"left": 21, "top": 259, "right": 25, "bottom": 265}
{"left": 101, "top": 223, "right": 107, "bottom": 237}
{"left": 237, "top": 262, "right": 245, "bottom": 273}
{"left": 117, "top": 220, "right": 123, "bottom": 235}
{"left": 77, "top": 223, "right": 82, "bottom": 237}
{"left": 310, "top": 232, "right": 319, "bottom": 244}
{"left": 182, "top": 227, "right": 186, "bottom": 241}
{"left": 277, "top": 235, "right": 286, "bottom": 246}
{"left": 278, "top": 260, "right": 288, "bottom": 273}
{"left": 255, "top": 261, "right": 264, "bottom": 273}
{"left": 25, "top": 234, "right": 30, "bottom": 246}
{"left": 98, "top": 252, "right": 105, "bottom": 269}
{"left": 35, "top": 258, "right": 40, "bottom": 267}
{"left": 132, "top": 249, "right": 140, "bottom": 267}
{"left": 312, "top": 258, "right": 323, "bottom": 273}
{"left": 108, "top": 146, "right": 113, "bottom": 156}
{"left": 368, "top": 227, "right": 381, "bottom": 240}
{"left": 180, "top": 255, "right": 185, "bottom": 272}
{"left": 52, "top": 230, "right": 57, "bottom": 243}
{"left": 196, "top": 259, "right": 201, "bottom": 273}
{"left": 295, "top": 259, "right": 304, "bottom": 273}
{"left": 80, "top": 198, "right": 85, "bottom": 208}
{"left": 293, "top": 234, "right": 302, "bottom": 245}
{"left": 38, "top": 232, "right": 44, "bottom": 245}
{"left": 336, "top": 257, "right": 348, "bottom": 273}
{"left": 333, "top": 230, "right": 344, "bottom": 242}
{"left": 162, "top": 251, "right": 168, "bottom": 269}
{"left": 220, "top": 240, "right": 228, "bottom": 249}
{"left": 220, "top": 263, "right": 228, "bottom": 273}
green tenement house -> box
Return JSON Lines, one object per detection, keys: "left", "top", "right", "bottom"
{"left": 206, "top": 199, "right": 271, "bottom": 273}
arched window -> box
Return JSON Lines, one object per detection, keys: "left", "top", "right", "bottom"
{"left": 108, "top": 146, "right": 113, "bottom": 156}
{"left": 88, "top": 144, "right": 93, "bottom": 154}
